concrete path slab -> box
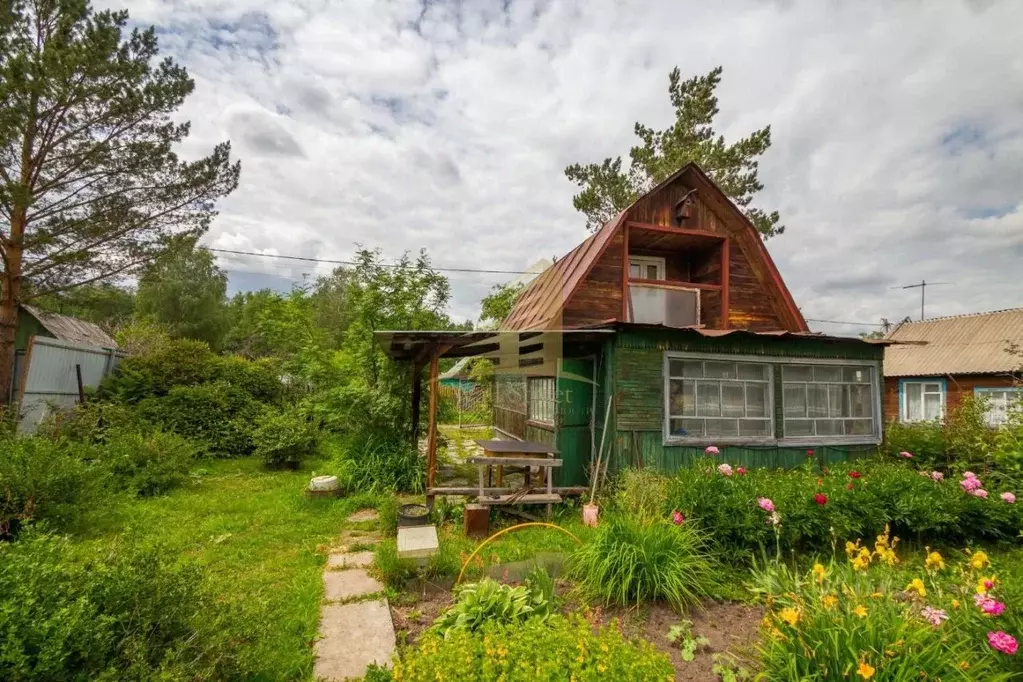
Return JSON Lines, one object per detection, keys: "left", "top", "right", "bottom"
{"left": 323, "top": 568, "right": 383, "bottom": 602}
{"left": 327, "top": 551, "right": 374, "bottom": 570}
{"left": 347, "top": 508, "right": 379, "bottom": 523}
{"left": 313, "top": 599, "right": 395, "bottom": 681}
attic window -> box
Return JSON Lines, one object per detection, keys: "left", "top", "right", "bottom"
{"left": 628, "top": 256, "right": 665, "bottom": 280}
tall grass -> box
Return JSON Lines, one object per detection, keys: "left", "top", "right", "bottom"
{"left": 332, "top": 433, "right": 425, "bottom": 494}
{"left": 568, "top": 514, "right": 719, "bottom": 611}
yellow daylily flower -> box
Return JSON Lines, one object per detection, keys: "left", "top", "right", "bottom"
{"left": 854, "top": 604, "right": 868, "bottom": 618}
{"left": 813, "top": 563, "right": 827, "bottom": 582}
{"left": 857, "top": 660, "right": 876, "bottom": 679}
{"left": 822, "top": 594, "right": 838, "bottom": 610}
{"left": 906, "top": 578, "right": 927, "bottom": 598}
{"left": 779, "top": 607, "right": 800, "bottom": 627}
{"left": 925, "top": 551, "right": 945, "bottom": 570}
{"left": 951, "top": 599, "right": 961, "bottom": 609}
{"left": 969, "top": 550, "right": 990, "bottom": 570}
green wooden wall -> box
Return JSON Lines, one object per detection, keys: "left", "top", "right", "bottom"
{"left": 555, "top": 358, "right": 593, "bottom": 486}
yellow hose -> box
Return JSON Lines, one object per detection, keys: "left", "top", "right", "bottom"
{"left": 455, "top": 522, "right": 583, "bottom": 586}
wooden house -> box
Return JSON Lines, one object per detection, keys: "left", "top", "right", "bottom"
{"left": 492, "top": 162, "right": 887, "bottom": 484}
{"left": 883, "top": 309, "right": 1023, "bottom": 426}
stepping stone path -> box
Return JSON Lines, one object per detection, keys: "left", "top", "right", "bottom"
{"left": 314, "top": 508, "right": 396, "bottom": 681}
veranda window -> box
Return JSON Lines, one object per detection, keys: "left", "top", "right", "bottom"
{"left": 527, "top": 377, "right": 556, "bottom": 425}
{"left": 900, "top": 380, "right": 945, "bottom": 423}
{"left": 665, "top": 358, "right": 773, "bottom": 441}
{"left": 976, "top": 387, "right": 1023, "bottom": 427}
{"left": 783, "top": 364, "right": 877, "bottom": 438}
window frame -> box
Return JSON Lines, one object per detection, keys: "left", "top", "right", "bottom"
{"left": 974, "top": 386, "right": 1023, "bottom": 427}
{"left": 899, "top": 378, "right": 947, "bottom": 423}
{"left": 628, "top": 255, "right": 666, "bottom": 281}
{"left": 781, "top": 363, "right": 878, "bottom": 443}
{"left": 662, "top": 351, "right": 883, "bottom": 447}
{"left": 527, "top": 376, "right": 557, "bottom": 426}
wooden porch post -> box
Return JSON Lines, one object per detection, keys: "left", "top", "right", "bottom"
{"left": 621, "top": 224, "right": 630, "bottom": 321}
{"left": 426, "top": 349, "right": 440, "bottom": 497}
{"left": 720, "top": 238, "right": 730, "bottom": 329}
{"left": 410, "top": 362, "right": 423, "bottom": 445}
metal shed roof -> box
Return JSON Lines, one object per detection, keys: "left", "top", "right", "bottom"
{"left": 22, "top": 305, "right": 118, "bottom": 349}
{"left": 883, "top": 308, "right": 1023, "bottom": 377}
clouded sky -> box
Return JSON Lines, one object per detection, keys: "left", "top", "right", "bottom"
{"left": 107, "top": 0, "right": 1023, "bottom": 334}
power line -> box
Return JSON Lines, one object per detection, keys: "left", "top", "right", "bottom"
{"left": 209, "top": 248, "right": 535, "bottom": 275}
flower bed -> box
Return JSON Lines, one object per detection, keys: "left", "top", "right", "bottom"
{"left": 754, "top": 528, "right": 1023, "bottom": 679}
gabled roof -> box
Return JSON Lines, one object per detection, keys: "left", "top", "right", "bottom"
{"left": 22, "top": 305, "right": 118, "bottom": 348}
{"left": 884, "top": 308, "right": 1023, "bottom": 377}
{"left": 503, "top": 162, "right": 806, "bottom": 331}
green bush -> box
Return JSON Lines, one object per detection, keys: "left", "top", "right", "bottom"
{"left": 0, "top": 437, "right": 104, "bottom": 536}
{"left": 883, "top": 395, "right": 1002, "bottom": 475}
{"left": 568, "top": 513, "right": 718, "bottom": 611}
{"left": 430, "top": 577, "right": 555, "bottom": 639}
{"left": 212, "top": 355, "right": 282, "bottom": 404}
{"left": 94, "top": 429, "right": 196, "bottom": 496}
{"left": 136, "top": 381, "right": 263, "bottom": 458}
{"left": 102, "top": 338, "right": 219, "bottom": 403}
{"left": 614, "top": 468, "right": 670, "bottom": 519}
{"left": 251, "top": 408, "right": 316, "bottom": 467}
{"left": 37, "top": 401, "right": 145, "bottom": 444}
{"left": 393, "top": 613, "right": 673, "bottom": 681}
{"left": 333, "top": 432, "right": 424, "bottom": 493}
{"left": 0, "top": 531, "right": 241, "bottom": 681}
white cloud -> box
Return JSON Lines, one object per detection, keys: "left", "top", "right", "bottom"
{"left": 101, "top": 0, "right": 1023, "bottom": 329}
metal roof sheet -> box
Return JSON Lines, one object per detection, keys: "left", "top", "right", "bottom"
{"left": 883, "top": 308, "right": 1023, "bottom": 377}
{"left": 23, "top": 305, "right": 118, "bottom": 349}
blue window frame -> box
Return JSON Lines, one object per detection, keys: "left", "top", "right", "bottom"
{"left": 898, "top": 378, "right": 947, "bottom": 422}
{"left": 974, "top": 387, "right": 1023, "bottom": 426}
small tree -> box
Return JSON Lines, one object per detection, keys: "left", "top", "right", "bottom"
{"left": 565, "top": 66, "right": 780, "bottom": 237}
{"left": 0, "top": 0, "right": 239, "bottom": 402}
{"left": 479, "top": 281, "right": 524, "bottom": 327}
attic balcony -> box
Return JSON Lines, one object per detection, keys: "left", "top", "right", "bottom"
{"left": 623, "top": 222, "right": 729, "bottom": 330}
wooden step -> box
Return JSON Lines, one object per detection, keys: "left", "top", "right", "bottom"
{"left": 477, "top": 493, "right": 563, "bottom": 506}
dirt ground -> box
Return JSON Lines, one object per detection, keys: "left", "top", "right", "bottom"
{"left": 389, "top": 582, "right": 455, "bottom": 646}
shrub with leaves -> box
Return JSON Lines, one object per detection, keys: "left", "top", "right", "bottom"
{"left": 332, "top": 432, "right": 424, "bottom": 493}
{"left": 430, "top": 576, "right": 556, "bottom": 638}
{"left": 568, "top": 513, "right": 718, "bottom": 611}
{"left": 0, "top": 436, "right": 104, "bottom": 536}
{"left": 0, "top": 531, "right": 241, "bottom": 681}
{"left": 752, "top": 529, "right": 1022, "bottom": 680}
{"left": 393, "top": 613, "right": 673, "bottom": 681}
{"left": 102, "top": 338, "right": 220, "bottom": 403}
{"left": 94, "top": 429, "right": 196, "bottom": 496}
{"left": 251, "top": 408, "right": 316, "bottom": 467}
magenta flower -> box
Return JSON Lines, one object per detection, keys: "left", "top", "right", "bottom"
{"left": 975, "top": 594, "right": 989, "bottom": 607}
{"left": 983, "top": 600, "right": 1007, "bottom": 617}
{"left": 757, "top": 497, "right": 775, "bottom": 513}
{"left": 704, "top": 446, "right": 720, "bottom": 455}
{"left": 964, "top": 471, "right": 978, "bottom": 479}
{"left": 931, "top": 471, "right": 944, "bottom": 481}
{"left": 900, "top": 451, "right": 913, "bottom": 459}
{"left": 717, "top": 463, "right": 733, "bottom": 477}
{"left": 1002, "top": 492, "right": 1016, "bottom": 504}
{"left": 921, "top": 606, "right": 948, "bottom": 627}
{"left": 972, "top": 488, "right": 989, "bottom": 499}
{"left": 671, "top": 510, "right": 685, "bottom": 526}
{"left": 961, "top": 477, "right": 982, "bottom": 492}
{"left": 988, "top": 631, "right": 1018, "bottom": 655}
{"left": 736, "top": 466, "right": 747, "bottom": 476}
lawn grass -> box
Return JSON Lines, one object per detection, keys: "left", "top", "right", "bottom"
{"left": 74, "top": 457, "right": 380, "bottom": 681}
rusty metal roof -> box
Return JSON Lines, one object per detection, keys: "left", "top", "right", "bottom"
{"left": 884, "top": 308, "right": 1023, "bottom": 377}
{"left": 23, "top": 305, "right": 118, "bottom": 349}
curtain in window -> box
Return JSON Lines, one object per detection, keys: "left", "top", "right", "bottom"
{"left": 783, "top": 364, "right": 876, "bottom": 437}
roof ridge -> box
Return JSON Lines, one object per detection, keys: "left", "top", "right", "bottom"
{"left": 899, "top": 307, "right": 1023, "bottom": 325}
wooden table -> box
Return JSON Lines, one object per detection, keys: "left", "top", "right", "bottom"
{"left": 472, "top": 439, "right": 561, "bottom": 508}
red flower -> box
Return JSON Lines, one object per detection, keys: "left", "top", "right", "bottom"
{"left": 806, "top": 449, "right": 815, "bottom": 457}
{"left": 814, "top": 493, "right": 828, "bottom": 506}
{"left": 848, "top": 471, "right": 862, "bottom": 479}
{"left": 847, "top": 482, "right": 855, "bottom": 490}
{"left": 736, "top": 466, "right": 747, "bottom": 476}
{"left": 671, "top": 510, "right": 685, "bottom": 526}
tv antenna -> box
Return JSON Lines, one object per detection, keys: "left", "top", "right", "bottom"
{"left": 890, "top": 280, "right": 953, "bottom": 321}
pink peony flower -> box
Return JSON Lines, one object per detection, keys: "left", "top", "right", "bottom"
{"left": 921, "top": 606, "right": 948, "bottom": 627}
{"left": 671, "top": 510, "right": 685, "bottom": 526}
{"left": 900, "top": 451, "right": 913, "bottom": 459}
{"left": 963, "top": 471, "right": 978, "bottom": 479}
{"left": 757, "top": 497, "right": 775, "bottom": 513}
{"left": 961, "top": 477, "right": 983, "bottom": 492}
{"left": 717, "top": 463, "right": 733, "bottom": 477}
{"left": 1002, "top": 492, "right": 1016, "bottom": 504}
{"left": 975, "top": 594, "right": 989, "bottom": 607}
{"left": 983, "top": 600, "right": 1007, "bottom": 617}
{"left": 972, "top": 488, "right": 989, "bottom": 499}
{"left": 736, "top": 466, "right": 747, "bottom": 476}
{"left": 704, "top": 446, "right": 720, "bottom": 455}
{"left": 988, "top": 631, "right": 1018, "bottom": 655}
{"left": 931, "top": 471, "right": 944, "bottom": 481}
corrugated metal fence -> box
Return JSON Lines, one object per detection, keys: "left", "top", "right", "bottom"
{"left": 14, "top": 336, "right": 124, "bottom": 433}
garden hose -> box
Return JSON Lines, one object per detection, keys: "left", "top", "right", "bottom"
{"left": 454, "top": 522, "right": 583, "bottom": 586}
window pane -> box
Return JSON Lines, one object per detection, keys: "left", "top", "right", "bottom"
{"left": 721, "top": 382, "right": 746, "bottom": 417}
{"left": 739, "top": 419, "right": 770, "bottom": 437}
{"left": 846, "top": 419, "right": 874, "bottom": 435}
{"left": 629, "top": 264, "right": 641, "bottom": 278}
{"left": 705, "top": 419, "right": 739, "bottom": 437}
{"left": 924, "top": 383, "right": 943, "bottom": 394}
{"left": 738, "top": 363, "right": 768, "bottom": 381}
{"left": 785, "top": 419, "right": 814, "bottom": 437}
{"left": 814, "top": 366, "right": 843, "bottom": 382}
{"left": 669, "top": 379, "right": 694, "bottom": 416}
{"left": 669, "top": 418, "right": 703, "bottom": 437}
{"left": 646, "top": 264, "right": 659, "bottom": 279}
{"left": 850, "top": 384, "right": 873, "bottom": 418}
{"left": 816, "top": 419, "right": 842, "bottom": 436}
{"left": 696, "top": 382, "right": 721, "bottom": 417}
{"left": 704, "top": 362, "right": 736, "bottom": 379}
{"left": 668, "top": 359, "right": 685, "bottom": 377}
{"left": 924, "top": 392, "right": 943, "bottom": 421}
{"left": 746, "top": 383, "right": 769, "bottom": 418}
{"left": 844, "top": 367, "right": 870, "bottom": 383}
{"left": 807, "top": 384, "right": 829, "bottom": 417}
{"left": 681, "top": 361, "right": 703, "bottom": 378}
{"left": 828, "top": 384, "right": 848, "bottom": 417}
{"left": 905, "top": 383, "right": 923, "bottom": 421}
{"left": 783, "top": 385, "right": 806, "bottom": 417}
{"left": 664, "top": 289, "right": 699, "bottom": 328}
{"left": 783, "top": 365, "right": 812, "bottom": 382}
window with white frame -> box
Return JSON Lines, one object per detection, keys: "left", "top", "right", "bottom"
{"left": 628, "top": 255, "right": 665, "bottom": 280}
{"left": 976, "top": 387, "right": 1023, "bottom": 427}
{"left": 665, "top": 357, "right": 773, "bottom": 440}
{"left": 901, "top": 380, "right": 945, "bottom": 422}
{"left": 783, "top": 364, "right": 877, "bottom": 438}
{"left": 527, "top": 376, "right": 556, "bottom": 424}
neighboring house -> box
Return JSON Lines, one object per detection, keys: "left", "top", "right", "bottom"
{"left": 492, "top": 162, "right": 888, "bottom": 481}
{"left": 17, "top": 304, "right": 118, "bottom": 351}
{"left": 439, "top": 357, "right": 475, "bottom": 388}
{"left": 883, "top": 308, "right": 1023, "bottom": 426}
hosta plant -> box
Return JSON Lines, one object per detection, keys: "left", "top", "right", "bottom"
{"left": 429, "top": 576, "right": 554, "bottom": 638}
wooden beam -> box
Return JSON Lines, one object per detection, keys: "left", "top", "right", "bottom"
{"left": 428, "top": 486, "right": 588, "bottom": 496}
{"left": 621, "top": 222, "right": 630, "bottom": 320}
{"left": 410, "top": 363, "right": 423, "bottom": 444}
{"left": 426, "top": 350, "right": 440, "bottom": 491}
{"left": 628, "top": 278, "right": 722, "bottom": 291}
{"left": 468, "top": 457, "right": 563, "bottom": 467}
{"left": 626, "top": 221, "right": 726, "bottom": 240}
{"left": 720, "top": 239, "right": 730, "bottom": 330}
